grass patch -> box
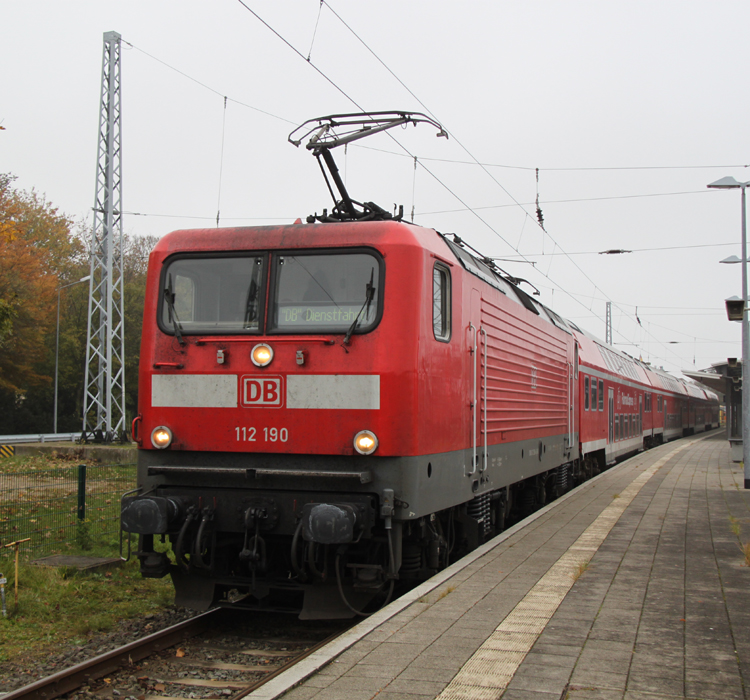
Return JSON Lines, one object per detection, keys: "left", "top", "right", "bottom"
{"left": 571, "top": 559, "right": 590, "bottom": 581}
{"left": 740, "top": 542, "right": 750, "bottom": 567}
{"left": 417, "top": 584, "right": 456, "bottom": 605}
{"left": 0, "top": 451, "right": 101, "bottom": 475}
{"left": 0, "top": 452, "right": 172, "bottom": 673}
{"left": 436, "top": 585, "right": 456, "bottom": 601}
{"left": 730, "top": 515, "right": 741, "bottom": 538}
{"left": 0, "top": 545, "right": 174, "bottom": 669}
{"left": 728, "top": 516, "right": 750, "bottom": 565}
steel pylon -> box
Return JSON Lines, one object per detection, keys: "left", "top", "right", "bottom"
{"left": 82, "top": 31, "right": 126, "bottom": 442}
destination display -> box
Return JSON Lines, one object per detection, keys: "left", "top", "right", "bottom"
{"left": 275, "top": 303, "right": 374, "bottom": 328}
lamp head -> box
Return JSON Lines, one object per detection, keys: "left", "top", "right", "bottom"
{"left": 708, "top": 176, "right": 750, "bottom": 189}
{"left": 725, "top": 296, "right": 744, "bottom": 321}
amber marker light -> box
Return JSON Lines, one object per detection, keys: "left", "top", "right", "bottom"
{"left": 251, "top": 343, "right": 274, "bottom": 367}
{"left": 151, "top": 426, "right": 173, "bottom": 449}
{"left": 354, "top": 430, "right": 378, "bottom": 455}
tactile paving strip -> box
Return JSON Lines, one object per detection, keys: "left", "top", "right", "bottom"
{"left": 437, "top": 441, "right": 692, "bottom": 699}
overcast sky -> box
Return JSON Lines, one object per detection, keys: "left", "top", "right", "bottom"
{"left": 2, "top": 1, "right": 749, "bottom": 377}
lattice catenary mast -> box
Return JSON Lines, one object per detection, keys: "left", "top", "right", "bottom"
{"left": 82, "top": 31, "right": 126, "bottom": 442}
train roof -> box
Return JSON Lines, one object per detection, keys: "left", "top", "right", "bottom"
{"left": 152, "top": 220, "right": 439, "bottom": 256}
{"left": 573, "top": 326, "right": 720, "bottom": 402}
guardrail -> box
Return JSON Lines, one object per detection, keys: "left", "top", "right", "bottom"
{"left": 0, "top": 433, "right": 78, "bottom": 445}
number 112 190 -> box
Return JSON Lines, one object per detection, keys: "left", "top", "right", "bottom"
{"left": 235, "top": 426, "right": 289, "bottom": 443}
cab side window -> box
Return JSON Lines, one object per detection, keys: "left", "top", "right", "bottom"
{"left": 433, "top": 263, "right": 451, "bottom": 341}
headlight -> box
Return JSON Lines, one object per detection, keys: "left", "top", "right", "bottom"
{"left": 151, "top": 426, "right": 173, "bottom": 449}
{"left": 354, "top": 430, "right": 378, "bottom": 455}
{"left": 251, "top": 343, "right": 274, "bottom": 367}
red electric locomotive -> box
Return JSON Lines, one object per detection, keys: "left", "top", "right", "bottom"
{"left": 121, "top": 113, "right": 717, "bottom": 617}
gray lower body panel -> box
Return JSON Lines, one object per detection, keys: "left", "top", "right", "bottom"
{"left": 138, "top": 432, "right": 578, "bottom": 521}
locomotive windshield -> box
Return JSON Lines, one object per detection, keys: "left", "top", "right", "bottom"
{"left": 159, "top": 250, "right": 382, "bottom": 336}
{"left": 270, "top": 252, "right": 381, "bottom": 333}
{"left": 160, "top": 255, "right": 266, "bottom": 334}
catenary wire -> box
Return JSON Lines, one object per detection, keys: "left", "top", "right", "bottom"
{"left": 125, "top": 7, "right": 729, "bottom": 370}
{"left": 318, "top": 1, "right": 696, "bottom": 369}
{"left": 122, "top": 39, "right": 297, "bottom": 125}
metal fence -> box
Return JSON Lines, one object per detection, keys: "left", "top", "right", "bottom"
{"left": 0, "top": 463, "right": 136, "bottom": 557}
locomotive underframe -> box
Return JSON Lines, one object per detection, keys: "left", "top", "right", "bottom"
{"left": 124, "top": 431, "right": 579, "bottom": 617}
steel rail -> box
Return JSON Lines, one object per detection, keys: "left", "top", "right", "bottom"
{"left": 231, "top": 625, "right": 352, "bottom": 699}
{"left": 2, "top": 608, "right": 226, "bottom": 700}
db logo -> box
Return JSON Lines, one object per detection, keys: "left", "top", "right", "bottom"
{"left": 241, "top": 375, "right": 283, "bottom": 407}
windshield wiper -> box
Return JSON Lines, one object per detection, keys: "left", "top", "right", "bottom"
{"left": 244, "top": 278, "right": 259, "bottom": 328}
{"left": 164, "top": 274, "right": 186, "bottom": 346}
{"left": 343, "top": 269, "right": 375, "bottom": 347}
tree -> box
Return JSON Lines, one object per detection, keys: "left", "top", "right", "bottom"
{"left": 123, "top": 234, "right": 160, "bottom": 425}
{"left": 0, "top": 297, "right": 16, "bottom": 348}
{"left": 0, "top": 174, "right": 83, "bottom": 391}
{"left": 0, "top": 173, "right": 159, "bottom": 435}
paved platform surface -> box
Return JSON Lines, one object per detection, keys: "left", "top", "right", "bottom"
{"left": 253, "top": 431, "right": 750, "bottom": 700}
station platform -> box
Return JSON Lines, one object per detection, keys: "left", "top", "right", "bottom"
{"left": 250, "top": 431, "right": 750, "bottom": 700}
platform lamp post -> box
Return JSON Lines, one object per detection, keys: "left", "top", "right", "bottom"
{"left": 54, "top": 275, "right": 90, "bottom": 434}
{"left": 710, "top": 176, "right": 750, "bottom": 488}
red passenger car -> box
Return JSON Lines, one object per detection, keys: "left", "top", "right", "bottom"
{"left": 575, "top": 327, "right": 718, "bottom": 470}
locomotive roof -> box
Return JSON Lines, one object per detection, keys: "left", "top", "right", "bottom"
{"left": 438, "top": 233, "right": 574, "bottom": 336}
{"left": 152, "top": 220, "right": 444, "bottom": 257}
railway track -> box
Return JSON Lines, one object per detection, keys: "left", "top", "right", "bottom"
{"left": 1, "top": 608, "right": 350, "bottom": 700}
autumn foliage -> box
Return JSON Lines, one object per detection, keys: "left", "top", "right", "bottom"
{"left": 0, "top": 174, "right": 83, "bottom": 392}
{"left": 0, "top": 174, "right": 156, "bottom": 434}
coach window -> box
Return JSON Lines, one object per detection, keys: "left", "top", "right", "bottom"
{"left": 591, "top": 378, "right": 597, "bottom": 413}
{"left": 584, "top": 376, "right": 590, "bottom": 410}
{"left": 433, "top": 263, "right": 451, "bottom": 341}
{"left": 598, "top": 380, "right": 604, "bottom": 411}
